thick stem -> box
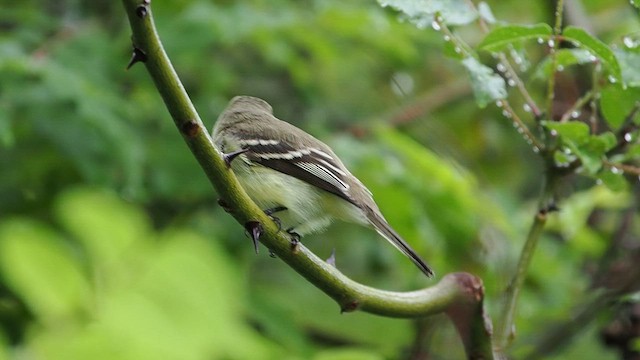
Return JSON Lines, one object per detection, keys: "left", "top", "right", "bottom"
{"left": 120, "top": 1, "right": 495, "bottom": 358}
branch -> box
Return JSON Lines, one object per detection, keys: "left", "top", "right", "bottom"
{"left": 466, "top": 0, "right": 543, "bottom": 120}
{"left": 546, "top": 0, "right": 565, "bottom": 117}
{"left": 496, "top": 207, "right": 548, "bottom": 350}
{"left": 120, "top": 1, "right": 495, "bottom": 358}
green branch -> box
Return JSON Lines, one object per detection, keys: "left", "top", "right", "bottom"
{"left": 496, "top": 207, "right": 548, "bottom": 349}
{"left": 121, "top": 0, "right": 495, "bottom": 358}
{"left": 545, "top": 0, "right": 565, "bottom": 116}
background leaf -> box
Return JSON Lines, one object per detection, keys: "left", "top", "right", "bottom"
{"left": 0, "top": 220, "right": 91, "bottom": 323}
{"left": 533, "top": 49, "right": 596, "bottom": 79}
{"left": 2, "top": 0, "right": 638, "bottom": 358}
{"left": 563, "top": 26, "right": 621, "bottom": 82}
{"left": 461, "top": 57, "right": 507, "bottom": 108}
{"left": 600, "top": 84, "right": 640, "bottom": 129}
{"left": 378, "top": 0, "right": 478, "bottom": 28}
{"left": 478, "top": 23, "right": 552, "bottom": 52}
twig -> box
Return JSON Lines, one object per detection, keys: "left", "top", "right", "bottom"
{"left": 546, "top": 0, "right": 566, "bottom": 118}
{"left": 498, "top": 53, "right": 543, "bottom": 119}
{"left": 496, "top": 205, "right": 549, "bottom": 350}
{"left": 120, "top": 1, "right": 496, "bottom": 358}
{"left": 467, "top": 0, "right": 542, "bottom": 119}
{"left": 498, "top": 100, "right": 545, "bottom": 152}
{"left": 389, "top": 78, "right": 471, "bottom": 126}
{"left": 559, "top": 90, "right": 593, "bottom": 122}
{"left": 435, "top": 6, "right": 545, "bottom": 153}
{"left": 588, "top": 62, "right": 601, "bottom": 133}
{"left": 603, "top": 160, "right": 640, "bottom": 176}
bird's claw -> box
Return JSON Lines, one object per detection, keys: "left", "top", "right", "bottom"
{"left": 286, "top": 228, "right": 301, "bottom": 253}
{"left": 263, "top": 206, "right": 287, "bottom": 232}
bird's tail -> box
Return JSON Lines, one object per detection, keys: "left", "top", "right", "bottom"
{"left": 366, "top": 209, "right": 434, "bottom": 278}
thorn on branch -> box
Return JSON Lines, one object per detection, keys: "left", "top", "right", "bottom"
{"left": 546, "top": 203, "right": 560, "bottom": 213}
{"left": 244, "top": 221, "right": 262, "bottom": 254}
{"left": 222, "top": 148, "right": 249, "bottom": 167}
{"left": 217, "top": 198, "right": 233, "bottom": 213}
{"left": 538, "top": 202, "right": 560, "bottom": 217}
{"left": 326, "top": 249, "right": 336, "bottom": 267}
{"left": 126, "top": 46, "right": 147, "bottom": 70}
{"left": 340, "top": 300, "right": 360, "bottom": 313}
{"left": 135, "top": 4, "right": 148, "bottom": 18}
{"left": 180, "top": 120, "right": 200, "bottom": 138}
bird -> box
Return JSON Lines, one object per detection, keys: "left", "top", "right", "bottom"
{"left": 212, "top": 95, "right": 434, "bottom": 277}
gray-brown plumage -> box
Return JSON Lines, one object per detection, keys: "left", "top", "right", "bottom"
{"left": 212, "top": 96, "right": 434, "bottom": 277}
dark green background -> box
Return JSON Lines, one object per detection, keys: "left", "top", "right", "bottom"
{"left": 1, "top": 0, "right": 637, "bottom": 358}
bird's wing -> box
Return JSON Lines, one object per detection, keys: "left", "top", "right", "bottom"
{"left": 236, "top": 138, "right": 357, "bottom": 206}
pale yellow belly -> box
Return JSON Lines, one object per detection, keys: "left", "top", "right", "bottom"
{"left": 233, "top": 160, "right": 366, "bottom": 235}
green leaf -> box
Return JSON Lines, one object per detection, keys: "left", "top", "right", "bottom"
{"left": 461, "top": 57, "right": 507, "bottom": 108}
{"left": 615, "top": 49, "right": 640, "bottom": 87}
{"left": 542, "top": 121, "right": 590, "bottom": 141}
{"left": 574, "top": 133, "right": 616, "bottom": 174}
{"left": 478, "top": 23, "right": 553, "bottom": 52}
{"left": 533, "top": 49, "right": 596, "bottom": 79}
{"left": 0, "top": 219, "right": 91, "bottom": 322}
{"left": 563, "top": 26, "right": 621, "bottom": 82}
{"left": 597, "top": 170, "right": 628, "bottom": 192}
{"left": 371, "top": 126, "right": 487, "bottom": 271}
{"left": 477, "top": 2, "right": 496, "bottom": 24}
{"left": 0, "top": 109, "right": 12, "bottom": 148}
{"left": 624, "top": 144, "right": 640, "bottom": 161}
{"left": 55, "top": 188, "right": 152, "bottom": 272}
{"left": 553, "top": 149, "right": 576, "bottom": 167}
{"left": 443, "top": 38, "right": 466, "bottom": 60}
{"left": 595, "top": 132, "right": 618, "bottom": 152}
{"left": 378, "top": 0, "right": 478, "bottom": 28}
{"left": 542, "top": 122, "right": 615, "bottom": 174}
{"left": 313, "top": 348, "right": 385, "bottom": 360}
{"left": 600, "top": 84, "right": 640, "bottom": 129}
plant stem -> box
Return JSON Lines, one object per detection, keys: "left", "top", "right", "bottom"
{"left": 546, "top": 0, "right": 565, "bottom": 117}
{"left": 496, "top": 175, "right": 556, "bottom": 350}
{"left": 120, "top": 1, "right": 496, "bottom": 358}
{"left": 559, "top": 90, "right": 593, "bottom": 122}
{"left": 466, "top": 0, "right": 543, "bottom": 119}
{"left": 500, "top": 100, "right": 545, "bottom": 152}
{"left": 496, "top": 209, "right": 547, "bottom": 350}
{"left": 603, "top": 160, "right": 640, "bottom": 176}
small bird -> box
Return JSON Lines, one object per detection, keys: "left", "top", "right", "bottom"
{"left": 212, "top": 96, "right": 434, "bottom": 277}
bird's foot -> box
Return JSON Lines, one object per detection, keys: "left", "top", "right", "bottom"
{"left": 263, "top": 206, "right": 287, "bottom": 232}
{"left": 286, "top": 228, "right": 301, "bottom": 253}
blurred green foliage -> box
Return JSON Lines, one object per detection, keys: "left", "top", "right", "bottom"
{"left": 1, "top": 0, "right": 639, "bottom": 358}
